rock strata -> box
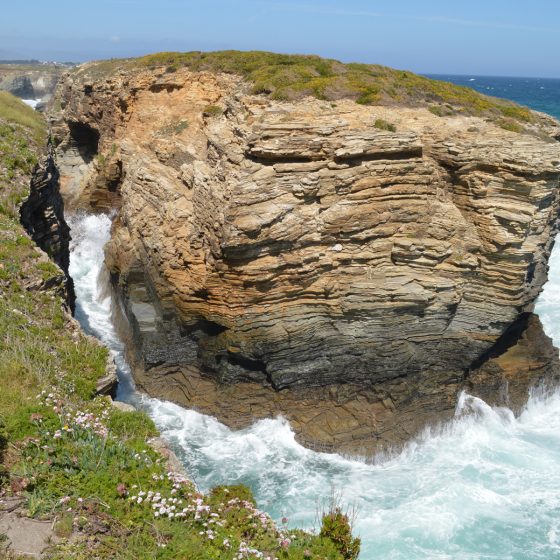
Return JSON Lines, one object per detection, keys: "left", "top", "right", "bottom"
{"left": 20, "top": 147, "right": 75, "bottom": 307}
{"left": 50, "top": 61, "right": 560, "bottom": 454}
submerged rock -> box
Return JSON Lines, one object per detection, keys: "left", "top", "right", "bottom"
{"left": 49, "top": 55, "right": 560, "bottom": 454}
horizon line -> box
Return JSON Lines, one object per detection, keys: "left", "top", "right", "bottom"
{"left": 0, "top": 55, "right": 558, "bottom": 81}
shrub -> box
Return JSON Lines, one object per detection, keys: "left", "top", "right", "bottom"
{"left": 320, "top": 507, "right": 361, "bottom": 560}
{"left": 106, "top": 408, "right": 158, "bottom": 443}
{"left": 374, "top": 118, "right": 396, "bottom": 132}
{"left": 202, "top": 104, "right": 223, "bottom": 117}
{"left": 429, "top": 105, "right": 444, "bottom": 116}
{"left": 497, "top": 118, "right": 523, "bottom": 133}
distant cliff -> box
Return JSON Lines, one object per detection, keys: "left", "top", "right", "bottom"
{"left": 0, "top": 63, "right": 66, "bottom": 102}
{"left": 50, "top": 51, "right": 560, "bottom": 454}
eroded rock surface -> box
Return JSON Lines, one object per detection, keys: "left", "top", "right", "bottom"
{"left": 50, "top": 64, "right": 560, "bottom": 454}
{"left": 20, "top": 148, "right": 75, "bottom": 307}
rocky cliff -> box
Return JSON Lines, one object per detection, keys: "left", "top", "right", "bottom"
{"left": 0, "top": 63, "right": 66, "bottom": 103}
{"left": 20, "top": 146, "right": 75, "bottom": 307}
{"left": 49, "top": 53, "right": 560, "bottom": 454}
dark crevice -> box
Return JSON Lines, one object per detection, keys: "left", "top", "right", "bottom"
{"left": 149, "top": 83, "right": 183, "bottom": 93}
{"left": 225, "top": 352, "right": 276, "bottom": 388}
{"left": 526, "top": 262, "right": 537, "bottom": 284}
{"left": 188, "top": 318, "right": 228, "bottom": 337}
{"left": 245, "top": 154, "right": 326, "bottom": 165}
{"left": 67, "top": 120, "right": 99, "bottom": 163}
{"left": 468, "top": 312, "right": 531, "bottom": 372}
{"left": 334, "top": 147, "right": 423, "bottom": 164}
{"left": 245, "top": 147, "right": 423, "bottom": 167}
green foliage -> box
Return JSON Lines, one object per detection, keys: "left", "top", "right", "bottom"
{"left": 36, "top": 260, "right": 62, "bottom": 282}
{"left": 0, "top": 122, "right": 39, "bottom": 181}
{"left": 54, "top": 513, "right": 74, "bottom": 538}
{"left": 106, "top": 409, "right": 158, "bottom": 443}
{"left": 202, "top": 104, "right": 224, "bottom": 117}
{"left": 320, "top": 507, "right": 361, "bottom": 560}
{"left": 497, "top": 118, "right": 523, "bottom": 133}
{"left": 77, "top": 50, "right": 534, "bottom": 125}
{"left": 374, "top": 118, "right": 397, "bottom": 132}
{"left": 208, "top": 484, "right": 256, "bottom": 506}
{"left": 157, "top": 119, "right": 189, "bottom": 136}
{"left": 0, "top": 92, "right": 45, "bottom": 143}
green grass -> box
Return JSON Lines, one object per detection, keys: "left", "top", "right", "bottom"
{"left": 0, "top": 91, "right": 46, "bottom": 143}
{"left": 76, "top": 50, "right": 534, "bottom": 124}
{"left": 0, "top": 92, "right": 353, "bottom": 558}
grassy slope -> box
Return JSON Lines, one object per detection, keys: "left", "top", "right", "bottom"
{"left": 0, "top": 94, "right": 356, "bottom": 559}
{"left": 79, "top": 50, "right": 533, "bottom": 126}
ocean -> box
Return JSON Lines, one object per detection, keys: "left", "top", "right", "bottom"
{"left": 68, "top": 77, "right": 560, "bottom": 560}
{"left": 427, "top": 74, "right": 560, "bottom": 120}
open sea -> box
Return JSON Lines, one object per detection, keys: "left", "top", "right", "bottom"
{"left": 68, "top": 76, "right": 560, "bottom": 559}
{"left": 427, "top": 74, "right": 560, "bottom": 120}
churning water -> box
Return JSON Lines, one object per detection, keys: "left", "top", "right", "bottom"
{"left": 68, "top": 211, "right": 560, "bottom": 560}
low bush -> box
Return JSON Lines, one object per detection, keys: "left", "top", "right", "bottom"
{"left": 157, "top": 119, "right": 189, "bottom": 136}
{"left": 374, "top": 118, "right": 396, "bottom": 132}
{"left": 320, "top": 507, "right": 361, "bottom": 560}
{"left": 203, "top": 104, "right": 224, "bottom": 117}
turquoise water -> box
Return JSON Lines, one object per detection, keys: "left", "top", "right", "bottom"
{"left": 69, "top": 78, "right": 560, "bottom": 560}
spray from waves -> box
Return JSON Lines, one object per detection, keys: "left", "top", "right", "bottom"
{"left": 68, "top": 212, "right": 560, "bottom": 560}
{"left": 535, "top": 241, "right": 560, "bottom": 343}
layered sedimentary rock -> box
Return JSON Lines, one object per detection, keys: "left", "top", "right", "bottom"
{"left": 50, "top": 63, "right": 560, "bottom": 453}
{"left": 20, "top": 148, "right": 74, "bottom": 307}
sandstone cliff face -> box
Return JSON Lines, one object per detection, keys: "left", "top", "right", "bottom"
{"left": 51, "top": 64, "right": 560, "bottom": 453}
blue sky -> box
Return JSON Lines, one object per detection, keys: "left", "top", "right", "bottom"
{"left": 2, "top": 0, "right": 559, "bottom": 77}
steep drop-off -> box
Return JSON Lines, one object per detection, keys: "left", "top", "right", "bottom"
{"left": 50, "top": 53, "right": 560, "bottom": 453}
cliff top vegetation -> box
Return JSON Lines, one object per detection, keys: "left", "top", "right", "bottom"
{"left": 78, "top": 50, "right": 533, "bottom": 124}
